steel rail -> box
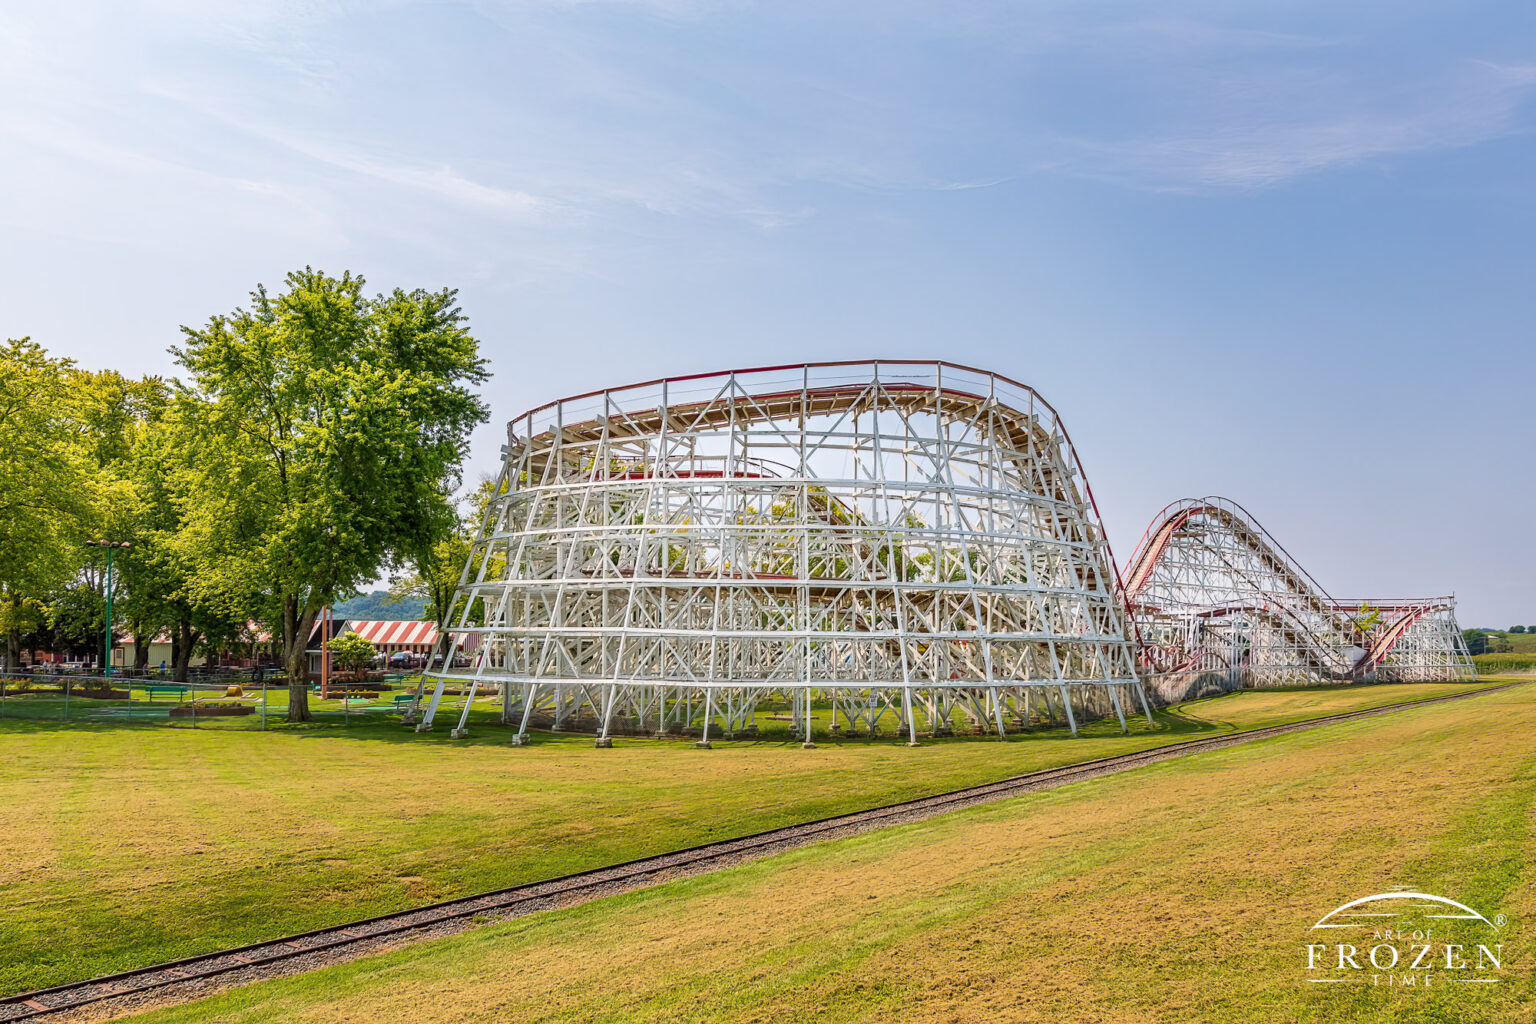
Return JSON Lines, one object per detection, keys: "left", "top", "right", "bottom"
{"left": 2, "top": 679, "right": 1522, "bottom": 1023}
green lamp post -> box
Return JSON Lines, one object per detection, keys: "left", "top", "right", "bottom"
{"left": 86, "top": 540, "right": 131, "bottom": 678}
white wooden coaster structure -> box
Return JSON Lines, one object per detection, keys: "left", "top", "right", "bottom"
{"left": 418, "top": 361, "right": 1149, "bottom": 744}
{"left": 1122, "top": 497, "right": 1475, "bottom": 704}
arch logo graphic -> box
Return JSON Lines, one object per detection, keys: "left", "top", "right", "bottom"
{"left": 1305, "top": 889, "right": 1506, "bottom": 988}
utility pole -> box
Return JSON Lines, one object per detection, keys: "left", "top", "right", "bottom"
{"left": 85, "top": 540, "right": 132, "bottom": 678}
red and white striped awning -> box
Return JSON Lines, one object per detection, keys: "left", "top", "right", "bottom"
{"left": 343, "top": 620, "right": 439, "bottom": 650}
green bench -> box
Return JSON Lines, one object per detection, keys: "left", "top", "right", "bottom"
{"left": 143, "top": 684, "right": 190, "bottom": 702}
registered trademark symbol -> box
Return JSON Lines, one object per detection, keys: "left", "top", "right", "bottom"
{"left": 1496, "top": 915, "right": 1508, "bottom": 928}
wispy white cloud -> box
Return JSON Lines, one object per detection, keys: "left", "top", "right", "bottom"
{"left": 165, "top": 106, "right": 552, "bottom": 220}
{"left": 2, "top": 0, "right": 1534, "bottom": 262}
{"left": 1052, "top": 59, "right": 1536, "bottom": 192}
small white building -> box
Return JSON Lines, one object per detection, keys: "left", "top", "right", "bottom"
{"left": 114, "top": 635, "right": 207, "bottom": 672}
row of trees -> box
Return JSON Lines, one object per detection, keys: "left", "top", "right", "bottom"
{"left": 1462, "top": 630, "right": 1525, "bottom": 656}
{"left": 2, "top": 269, "right": 490, "bottom": 720}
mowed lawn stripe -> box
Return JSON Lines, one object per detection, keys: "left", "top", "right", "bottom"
{"left": 0, "top": 680, "right": 1507, "bottom": 997}
{"left": 120, "top": 683, "right": 1536, "bottom": 1024}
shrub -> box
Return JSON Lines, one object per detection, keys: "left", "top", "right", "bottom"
{"left": 325, "top": 631, "right": 378, "bottom": 680}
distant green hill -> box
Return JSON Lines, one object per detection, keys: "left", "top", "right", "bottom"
{"left": 332, "top": 590, "right": 427, "bottom": 620}
{"left": 1469, "top": 629, "right": 1536, "bottom": 654}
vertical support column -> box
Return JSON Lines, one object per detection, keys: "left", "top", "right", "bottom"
{"left": 1107, "top": 683, "right": 1128, "bottom": 735}
{"left": 451, "top": 678, "right": 480, "bottom": 738}
{"left": 1134, "top": 679, "right": 1155, "bottom": 725}
{"left": 1058, "top": 683, "right": 1078, "bottom": 737}
{"left": 596, "top": 682, "right": 618, "bottom": 747}
{"left": 990, "top": 686, "right": 1008, "bottom": 740}
{"left": 320, "top": 606, "right": 331, "bottom": 700}
{"left": 512, "top": 680, "right": 539, "bottom": 745}
{"left": 802, "top": 686, "right": 815, "bottom": 749}
{"left": 902, "top": 686, "right": 918, "bottom": 747}
{"left": 697, "top": 687, "right": 714, "bottom": 748}
{"left": 416, "top": 672, "right": 450, "bottom": 732}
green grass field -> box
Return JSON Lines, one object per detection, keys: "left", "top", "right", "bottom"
{"left": 123, "top": 680, "right": 1536, "bottom": 1024}
{"left": 0, "top": 679, "right": 1506, "bottom": 998}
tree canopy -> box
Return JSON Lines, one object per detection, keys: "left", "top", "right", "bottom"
{"left": 173, "top": 268, "right": 489, "bottom": 719}
{"left": 0, "top": 339, "right": 94, "bottom": 667}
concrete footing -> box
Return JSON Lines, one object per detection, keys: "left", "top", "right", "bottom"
{"left": 594, "top": 737, "right": 613, "bottom": 748}
{"left": 413, "top": 723, "right": 433, "bottom": 733}
{"left": 450, "top": 727, "right": 468, "bottom": 739}
{"left": 695, "top": 740, "right": 712, "bottom": 749}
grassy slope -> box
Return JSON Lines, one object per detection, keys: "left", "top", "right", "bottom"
{"left": 0, "top": 680, "right": 1503, "bottom": 996}
{"left": 1482, "top": 631, "right": 1536, "bottom": 652}
{"left": 1472, "top": 631, "right": 1536, "bottom": 672}
{"left": 130, "top": 680, "right": 1536, "bottom": 1024}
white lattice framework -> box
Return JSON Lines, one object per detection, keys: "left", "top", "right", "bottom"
{"left": 419, "top": 361, "right": 1150, "bottom": 744}
{"left": 1122, "top": 497, "right": 1475, "bottom": 704}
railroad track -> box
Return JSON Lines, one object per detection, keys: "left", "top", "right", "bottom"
{"left": 4, "top": 680, "right": 1524, "bottom": 1023}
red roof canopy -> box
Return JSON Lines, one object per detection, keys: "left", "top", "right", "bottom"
{"left": 344, "top": 620, "right": 439, "bottom": 648}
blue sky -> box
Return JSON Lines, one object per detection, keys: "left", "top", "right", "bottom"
{"left": 2, "top": 1, "right": 1532, "bottom": 625}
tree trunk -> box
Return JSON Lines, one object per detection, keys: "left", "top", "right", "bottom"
{"left": 5, "top": 594, "right": 21, "bottom": 671}
{"left": 172, "top": 616, "right": 199, "bottom": 682}
{"left": 285, "top": 642, "right": 311, "bottom": 720}
{"left": 283, "top": 595, "right": 317, "bottom": 722}
{"left": 133, "top": 623, "right": 151, "bottom": 673}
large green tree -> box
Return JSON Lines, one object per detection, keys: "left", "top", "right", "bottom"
{"left": 174, "top": 269, "right": 488, "bottom": 720}
{"left": 67, "top": 369, "right": 167, "bottom": 672}
{"left": 0, "top": 339, "right": 93, "bottom": 668}
{"left": 124, "top": 402, "right": 253, "bottom": 680}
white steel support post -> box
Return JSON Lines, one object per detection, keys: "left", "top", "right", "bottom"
{"left": 511, "top": 680, "right": 540, "bottom": 744}
{"left": 698, "top": 687, "right": 714, "bottom": 748}
{"left": 451, "top": 679, "right": 480, "bottom": 738}
{"left": 1134, "top": 678, "right": 1155, "bottom": 724}
{"left": 1058, "top": 684, "right": 1078, "bottom": 737}
{"left": 417, "top": 673, "right": 450, "bottom": 732}
{"left": 1107, "top": 683, "right": 1128, "bottom": 734}
{"left": 803, "top": 687, "right": 814, "bottom": 748}
{"left": 596, "top": 682, "right": 619, "bottom": 747}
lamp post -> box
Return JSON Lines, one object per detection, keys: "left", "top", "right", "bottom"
{"left": 85, "top": 540, "right": 131, "bottom": 678}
